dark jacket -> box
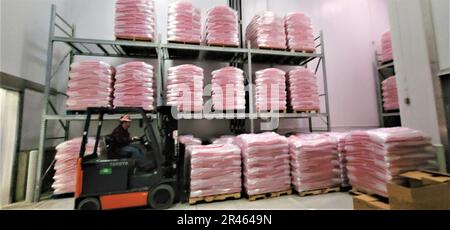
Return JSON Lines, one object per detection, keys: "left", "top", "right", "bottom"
{"left": 111, "top": 124, "right": 131, "bottom": 151}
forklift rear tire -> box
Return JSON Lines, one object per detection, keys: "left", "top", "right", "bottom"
{"left": 77, "top": 197, "right": 101, "bottom": 210}
{"left": 148, "top": 184, "right": 174, "bottom": 210}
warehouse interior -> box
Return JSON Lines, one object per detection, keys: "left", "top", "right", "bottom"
{"left": 0, "top": 0, "right": 449, "bottom": 210}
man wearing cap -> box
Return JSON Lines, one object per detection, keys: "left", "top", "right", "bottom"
{"left": 110, "top": 115, "right": 143, "bottom": 159}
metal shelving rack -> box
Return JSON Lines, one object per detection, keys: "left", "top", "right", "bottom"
{"left": 374, "top": 52, "right": 401, "bottom": 127}
{"left": 35, "top": 4, "right": 331, "bottom": 202}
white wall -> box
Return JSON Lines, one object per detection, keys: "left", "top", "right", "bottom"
{"left": 431, "top": 0, "right": 450, "bottom": 73}
{"left": 0, "top": 0, "right": 71, "bottom": 85}
{"left": 387, "top": 0, "right": 443, "bottom": 144}
{"left": 243, "top": 0, "right": 390, "bottom": 131}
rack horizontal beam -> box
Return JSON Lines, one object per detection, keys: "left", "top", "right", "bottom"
{"left": 53, "top": 36, "right": 159, "bottom": 58}
{"left": 175, "top": 112, "right": 329, "bottom": 120}
{"left": 377, "top": 61, "right": 394, "bottom": 70}
{"left": 53, "top": 36, "right": 323, "bottom": 64}
{"left": 382, "top": 112, "right": 400, "bottom": 117}
{"left": 44, "top": 114, "right": 156, "bottom": 121}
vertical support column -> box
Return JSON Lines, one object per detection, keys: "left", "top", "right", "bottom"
{"left": 34, "top": 5, "right": 56, "bottom": 202}
{"left": 373, "top": 52, "right": 385, "bottom": 127}
{"left": 247, "top": 41, "right": 255, "bottom": 133}
{"left": 156, "top": 35, "right": 164, "bottom": 107}
{"left": 320, "top": 31, "right": 331, "bottom": 132}
{"left": 65, "top": 24, "right": 76, "bottom": 141}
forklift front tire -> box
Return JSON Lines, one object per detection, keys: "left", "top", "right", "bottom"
{"left": 148, "top": 184, "right": 175, "bottom": 210}
{"left": 77, "top": 197, "right": 101, "bottom": 210}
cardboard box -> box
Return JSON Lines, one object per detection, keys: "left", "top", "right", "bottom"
{"left": 353, "top": 194, "right": 390, "bottom": 210}
{"left": 387, "top": 170, "right": 450, "bottom": 210}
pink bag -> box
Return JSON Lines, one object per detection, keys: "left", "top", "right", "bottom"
{"left": 67, "top": 61, "right": 114, "bottom": 111}
{"left": 204, "top": 6, "right": 239, "bottom": 46}
{"left": 113, "top": 62, "right": 154, "bottom": 110}
{"left": 236, "top": 132, "right": 291, "bottom": 195}
{"left": 246, "top": 11, "right": 286, "bottom": 49}
{"left": 285, "top": 13, "right": 316, "bottom": 52}
{"left": 167, "top": 1, "right": 201, "bottom": 43}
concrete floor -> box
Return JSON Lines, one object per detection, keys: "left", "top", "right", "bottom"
{"left": 1, "top": 192, "right": 353, "bottom": 210}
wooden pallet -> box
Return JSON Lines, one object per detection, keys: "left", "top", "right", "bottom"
{"left": 248, "top": 189, "right": 293, "bottom": 201}
{"left": 257, "top": 109, "right": 287, "bottom": 114}
{"left": 116, "top": 36, "right": 153, "bottom": 42}
{"left": 168, "top": 40, "right": 201, "bottom": 45}
{"left": 258, "top": 46, "right": 287, "bottom": 51}
{"left": 189, "top": 192, "right": 241, "bottom": 205}
{"left": 289, "top": 49, "right": 315, "bottom": 54}
{"left": 207, "top": 43, "right": 240, "bottom": 48}
{"left": 211, "top": 109, "right": 246, "bottom": 113}
{"left": 67, "top": 108, "right": 155, "bottom": 115}
{"left": 293, "top": 109, "right": 320, "bottom": 114}
{"left": 297, "top": 187, "right": 340, "bottom": 197}
{"left": 349, "top": 187, "right": 389, "bottom": 199}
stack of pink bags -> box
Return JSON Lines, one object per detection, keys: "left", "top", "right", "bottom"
{"left": 204, "top": 6, "right": 239, "bottom": 46}
{"left": 115, "top": 0, "right": 156, "bottom": 41}
{"left": 52, "top": 137, "right": 97, "bottom": 195}
{"left": 246, "top": 11, "right": 286, "bottom": 49}
{"left": 382, "top": 76, "right": 399, "bottom": 111}
{"left": 167, "top": 1, "right": 201, "bottom": 44}
{"left": 236, "top": 132, "right": 291, "bottom": 195}
{"left": 284, "top": 13, "right": 315, "bottom": 52}
{"left": 344, "top": 127, "right": 438, "bottom": 197}
{"left": 187, "top": 144, "right": 242, "bottom": 197}
{"left": 167, "top": 64, "right": 204, "bottom": 112}
{"left": 67, "top": 61, "right": 114, "bottom": 111}
{"left": 211, "top": 67, "right": 245, "bottom": 111}
{"left": 325, "top": 132, "right": 350, "bottom": 187}
{"left": 288, "top": 134, "right": 341, "bottom": 192}
{"left": 380, "top": 31, "right": 393, "bottom": 63}
{"left": 287, "top": 67, "right": 320, "bottom": 112}
{"left": 255, "top": 68, "right": 287, "bottom": 112}
{"left": 114, "top": 62, "right": 154, "bottom": 110}
{"left": 212, "top": 135, "right": 236, "bottom": 145}
{"left": 178, "top": 135, "right": 202, "bottom": 146}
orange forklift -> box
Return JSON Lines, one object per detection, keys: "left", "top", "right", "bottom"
{"left": 74, "top": 106, "right": 180, "bottom": 210}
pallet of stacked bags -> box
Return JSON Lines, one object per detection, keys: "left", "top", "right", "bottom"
{"left": 177, "top": 135, "right": 202, "bottom": 203}
{"left": 380, "top": 31, "right": 393, "bottom": 63}
{"left": 236, "top": 132, "right": 292, "bottom": 201}
{"left": 345, "top": 127, "right": 438, "bottom": 197}
{"left": 325, "top": 132, "right": 350, "bottom": 189}
{"left": 204, "top": 6, "right": 239, "bottom": 47}
{"left": 114, "top": 61, "right": 154, "bottom": 111}
{"left": 382, "top": 76, "right": 399, "bottom": 111}
{"left": 211, "top": 135, "right": 236, "bottom": 145}
{"left": 186, "top": 144, "right": 242, "bottom": 205}
{"left": 211, "top": 67, "right": 245, "bottom": 112}
{"left": 287, "top": 67, "right": 320, "bottom": 113}
{"left": 166, "top": 64, "right": 204, "bottom": 112}
{"left": 246, "top": 11, "right": 286, "bottom": 50}
{"left": 284, "top": 12, "right": 316, "bottom": 53}
{"left": 66, "top": 61, "right": 114, "bottom": 112}
{"left": 167, "top": 1, "right": 201, "bottom": 44}
{"left": 254, "top": 68, "right": 287, "bottom": 113}
{"left": 288, "top": 133, "right": 341, "bottom": 196}
{"left": 115, "top": 0, "right": 156, "bottom": 41}
{"left": 52, "top": 137, "right": 98, "bottom": 196}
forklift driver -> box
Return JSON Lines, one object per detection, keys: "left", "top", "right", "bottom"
{"left": 110, "top": 115, "right": 144, "bottom": 160}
